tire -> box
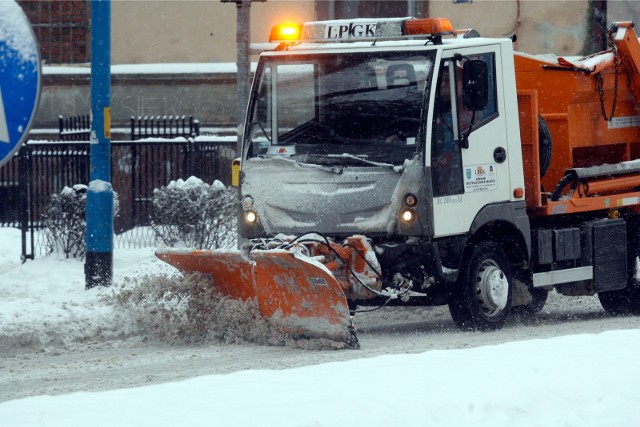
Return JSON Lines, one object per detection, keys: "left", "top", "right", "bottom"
{"left": 448, "top": 241, "right": 513, "bottom": 331}
{"left": 598, "top": 288, "right": 640, "bottom": 316}
{"left": 599, "top": 216, "right": 640, "bottom": 315}
{"left": 538, "top": 115, "right": 552, "bottom": 178}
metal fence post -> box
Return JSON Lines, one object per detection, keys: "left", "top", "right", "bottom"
{"left": 185, "top": 138, "right": 192, "bottom": 178}
{"left": 18, "top": 144, "right": 33, "bottom": 262}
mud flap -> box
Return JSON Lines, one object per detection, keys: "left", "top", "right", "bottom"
{"left": 155, "top": 248, "right": 359, "bottom": 348}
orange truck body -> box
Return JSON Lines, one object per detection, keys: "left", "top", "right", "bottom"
{"left": 516, "top": 22, "right": 640, "bottom": 215}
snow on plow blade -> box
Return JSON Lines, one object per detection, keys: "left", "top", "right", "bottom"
{"left": 155, "top": 248, "right": 359, "bottom": 348}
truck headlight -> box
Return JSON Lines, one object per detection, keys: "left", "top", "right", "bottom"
{"left": 400, "top": 209, "right": 415, "bottom": 223}
{"left": 244, "top": 210, "right": 257, "bottom": 224}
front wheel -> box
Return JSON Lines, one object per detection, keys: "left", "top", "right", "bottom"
{"left": 448, "top": 241, "right": 512, "bottom": 331}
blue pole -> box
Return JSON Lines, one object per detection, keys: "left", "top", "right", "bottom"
{"left": 85, "top": 0, "right": 113, "bottom": 289}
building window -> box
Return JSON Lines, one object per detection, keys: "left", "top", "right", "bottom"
{"left": 358, "top": 1, "right": 409, "bottom": 18}
{"left": 17, "top": 0, "right": 90, "bottom": 64}
{"left": 316, "top": 1, "right": 427, "bottom": 21}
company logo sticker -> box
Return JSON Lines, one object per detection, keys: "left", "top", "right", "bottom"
{"left": 464, "top": 163, "right": 498, "bottom": 192}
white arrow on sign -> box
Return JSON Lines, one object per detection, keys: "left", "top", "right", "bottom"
{"left": 0, "top": 85, "right": 9, "bottom": 144}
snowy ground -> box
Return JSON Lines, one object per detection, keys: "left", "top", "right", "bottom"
{"left": 1, "top": 227, "right": 640, "bottom": 426}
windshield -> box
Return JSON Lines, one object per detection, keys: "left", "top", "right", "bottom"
{"left": 245, "top": 50, "right": 435, "bottom": 166}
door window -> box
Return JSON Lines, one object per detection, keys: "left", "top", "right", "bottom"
{"left": 431, "top": 53, "right": 497, "bottom": 197}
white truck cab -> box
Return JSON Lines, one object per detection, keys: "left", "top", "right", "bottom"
{"left": 238, "top": 17, "right": 531, "bottom": 328}
{"left": 241, "top": 18, "right": 526, "bottom": 239}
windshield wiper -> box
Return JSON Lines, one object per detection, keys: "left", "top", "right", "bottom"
{"left": 324, "top": 153, "right": 395, "bottom": 169}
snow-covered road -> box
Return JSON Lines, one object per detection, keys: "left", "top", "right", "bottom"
{"left": 3, "top": 287, "right": 640, "bottom": 402}
{"left": 3, "top": 226, "right": 640, "bottom": 427}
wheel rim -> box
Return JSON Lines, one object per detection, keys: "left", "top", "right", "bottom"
{"left": 476, "top": 259, "right": 509, "bottom": 317}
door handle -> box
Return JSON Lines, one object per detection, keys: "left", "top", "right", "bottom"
{"left": 494, "top": 146, "right": 507, "bottom": 163}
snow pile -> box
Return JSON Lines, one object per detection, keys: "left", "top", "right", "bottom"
{"left": 0, "top": 256, "right": 137, "bottom": 355}
{"left": 88, "top": 179, "right": 112, "bottom": 193}
{"left": 104, "top": 272, "right": 287, "bottom": 346}
{"left": 0, "top": 228, "right": 287, "bottom": 355}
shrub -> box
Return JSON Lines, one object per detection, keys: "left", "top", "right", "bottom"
{"left": 42, "top": 184, "right": 119, "bottom": 259}
{"left": 151, "top": 177, "right": 237, "bottom": 249}
{"left": 42, "top": 185, "right": 87, "bottom": 258}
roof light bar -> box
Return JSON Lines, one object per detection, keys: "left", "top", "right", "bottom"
{"left": 405, "top": 18, "right": 454, "bottom": 36}
{"left": 269, "top": 17, "right": 455, "bottom": 44}
{"left": 269, "top": 24, "right": 303, "bottom": 43}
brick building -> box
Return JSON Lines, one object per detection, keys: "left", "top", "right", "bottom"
{"left": 18, "top": 0, "right": 89, "bottom": 64}
{"left": 17, "top": 1, "right": 640, "bottom": 66}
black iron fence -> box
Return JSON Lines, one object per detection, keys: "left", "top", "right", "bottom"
{"left": 59, "top": 114, "right": 91, "bottom": 141}
{"left": 130, "top": 115, "right": 200, "bottom": 139}
{"left": 58, "top": 114, "right": 201, "bottom": 141}
{"left": 0, "top": 137, "right": 236, "bottom": 259}
{"left": 0, "top": 151, "right": 22, "bottom": 226}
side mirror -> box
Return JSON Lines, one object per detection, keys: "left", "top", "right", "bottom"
{"left": 462, "top": 60, "right": 488, "bottom": 111}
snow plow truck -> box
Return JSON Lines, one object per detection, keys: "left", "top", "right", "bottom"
{"left": 157, "top": 17, "right": 640, "bottom": 348}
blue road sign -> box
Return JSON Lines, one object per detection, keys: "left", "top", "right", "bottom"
{"left": 0, "top": 1, "right": 41, "bottom": 167}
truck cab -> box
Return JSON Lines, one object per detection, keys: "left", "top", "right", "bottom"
{"left": 237, "top": 17, "right": 532, "bottom": 328}
{"left": 240, "top": 18, "right": 526, "bottom": 236}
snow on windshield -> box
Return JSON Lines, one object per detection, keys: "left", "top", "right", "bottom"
{"left": 240, "top": 156, "right": 424, "bottom": 236}
{"left": 241, "top": 157, "right": 403, "bottom": 235}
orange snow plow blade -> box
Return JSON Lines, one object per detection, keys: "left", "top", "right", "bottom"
{"left": 155, "top": 248, "right": 358, "bottom": 348}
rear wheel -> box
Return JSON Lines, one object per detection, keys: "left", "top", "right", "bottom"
{"left": 448, "top": 241, "right": 512, "bottom": 331}
{"left": 598, "top": 287, "right": 640, "bottom": 315}
{"left": 599, "top": 217, "right": 640, "bottom": 315}
{"left": 599, "top": 260, "right": 640, "bottom": 315}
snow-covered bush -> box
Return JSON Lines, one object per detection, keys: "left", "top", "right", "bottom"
{"left": 42, "top": 184, "right": 87, "bottom": 259}
{"left": 42, "top": 184, "right": 119, "bottom": 259}
{"left": 151, "top": 177, "right": 237, "bottom": 249}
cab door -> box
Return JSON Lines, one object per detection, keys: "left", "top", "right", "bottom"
{"left": 429, "top": 45, "right": 513, "bottom": 238}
